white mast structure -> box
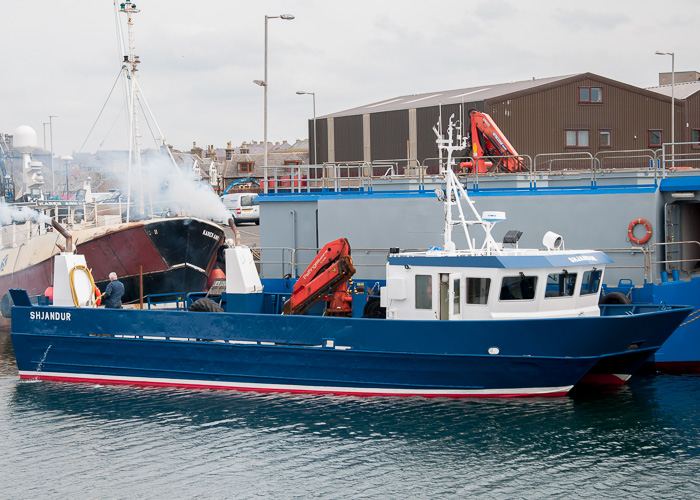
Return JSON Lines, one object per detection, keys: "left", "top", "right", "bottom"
{"left": 116, "top": 1, "right": 183, "bottom": 222}
{"left": 117, "top": 1, "right": 142, "bottom": 222}
{"left": 433, "top": 113, "right": 503, "bottom": 256}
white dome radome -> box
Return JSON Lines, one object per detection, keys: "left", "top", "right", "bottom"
{"left": 13, "top": 125, "right": 38, "bottom": 148}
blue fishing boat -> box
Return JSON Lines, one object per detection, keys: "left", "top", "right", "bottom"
{"left": 9, "top": 116, "right": 692, "bottom": 397}
{"left": 257, "top": 111, "right": 700, "bottom": 374}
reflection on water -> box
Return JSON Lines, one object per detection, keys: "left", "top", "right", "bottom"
{"left": 2, "top": 329, "right": 700, "bottom": 499}
{"left": 0, "top": 328, "right": 17, "bottom": 377}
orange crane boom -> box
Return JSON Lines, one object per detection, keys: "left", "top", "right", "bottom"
{"left": 462, "top": 110, "right": 526, "bottom": 174}
{"left": 282, "top": 238, "right": 356, "bottom": 316}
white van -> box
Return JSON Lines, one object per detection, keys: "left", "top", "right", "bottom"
{"left": 221, "top": 193, "right": 260, "bottom": 225}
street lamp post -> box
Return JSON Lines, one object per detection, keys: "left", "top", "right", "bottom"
{"left": 255, "top": 14, "right": 294, "bottom": 194}
{"left": 49, "top": 115, "right": 57, "bottom": 197}
{"left": 655, "top": 51, "right": 675, "bottom": 166}
{"left": 296, "top": 91, "right": 317, "bottom": 164}
{"left": 59, "top": 155, "right": 73, "bottom": 197}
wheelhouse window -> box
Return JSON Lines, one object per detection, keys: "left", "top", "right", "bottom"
{"left": 580, "top": 269, "right": 603, "bottom": 295}
{"left": 499, "top": 274, "right": 538, "bottom": 301}
{"left": 545, "top": 272, "right": 577, "bottom": 298}
{"left": 579, "top": 87, "right": 603, "bottom": 103}
{"left": 692, "top": 130, "right": 700, "bottom": 148}
{"left": 238, "top": 162, "right": 254, "bottom": 173}
{"left": 566, "top": 130, "right": 589, "bottom": 148}
{"left": 599, "top": 130, "right": 611, "bottom": 148}
{"left": 466, "top": 277, "right": 491, "bottom": 305}
{"left": 453, "top": 278, "right": 461, "bottom": 314}
{"left": 649, "top": 130, "right": 663, "bottom": 148}
{"left": 415, "top": 275, "right": 433, "bottom": 310}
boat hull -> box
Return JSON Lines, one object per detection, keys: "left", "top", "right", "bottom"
{"left": 605, "top": 278, "right": 700, "bottom": 373}
{"left": 10, "top": 302, "right": 691, "bottom": 398}
{"left": 0, "top": 217, "right": 224, "bottom": 314}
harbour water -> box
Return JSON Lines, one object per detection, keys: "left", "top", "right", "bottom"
{"left": 2, "top": 328, "right": 699, "bottom": 499}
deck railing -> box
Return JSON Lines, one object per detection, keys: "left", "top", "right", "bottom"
{"left": 259, "top": 145, "right": 700, "bottom": 194}
{"left": 250, "top": 240, "right": 700, "bottom": 288}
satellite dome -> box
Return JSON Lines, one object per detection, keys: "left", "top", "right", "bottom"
{"left": 13, "top": 125, "right": 39, "bottom": 148}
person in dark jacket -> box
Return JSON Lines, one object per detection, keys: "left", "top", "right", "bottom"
{"left": 102, "top": 272, "right": 125, "bottom": 309}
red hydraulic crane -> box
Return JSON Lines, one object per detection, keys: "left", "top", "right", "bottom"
{"left": 461, "top": 110, "right": 526, "bottom": 174}
{"left": 282, "top": 238, "right": 356, "bottom": 316}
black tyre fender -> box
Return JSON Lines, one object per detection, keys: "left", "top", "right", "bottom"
{"left": 1, "top": 292, "right": 12, "bottom": 318}
{"left": 188, "top": 298, "right": 224, "bottom": 312}
{"left": 361, "top": 297, "right": 386, "bottom": 319}
{"left": 599, "top": 291, "right": 632, "bottom": 305}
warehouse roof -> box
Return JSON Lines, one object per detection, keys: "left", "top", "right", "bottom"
{"left": 319, "top": 72, "right": 675, "bottom": 119}
{"left": 319, "top": 75, "right": 578, "bottom": 119}
{"left": 647, "top": 81, "right": 700, "bottom": 100}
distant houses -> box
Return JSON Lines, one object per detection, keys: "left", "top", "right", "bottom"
{"left": 1, "top": 133, "right": 309, "bottom": 200}
{"left": 173, "top": 139, "right": 310, "bottom": 193}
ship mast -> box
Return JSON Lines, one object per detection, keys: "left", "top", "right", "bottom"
{"left": 434, "top": 114, "right": 501, "bottom": 255}
{"left": 118, "top": 1, "right": 144, "bottom": 222}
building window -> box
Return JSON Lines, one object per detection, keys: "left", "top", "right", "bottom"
{"left": 599, "top": 130, "right": 611, "bottom": 148}
{"left": 579, "top": 87, "right": 603, "bottom": 103}
{"left": 648, "top": 130, "right": 663, "bottom": 148}
{"left": 566, "top": 130, "right": 589, "bottom": 148}
{"left": 284, "top": 160, "right": 301, "bottom": 165}
{"left": 238, "top": 162, "right": 254, "bottom": 173}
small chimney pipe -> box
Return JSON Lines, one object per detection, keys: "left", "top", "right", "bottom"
{"left": 51, "top": 218, "right": 73, "bottom": 253}
{"left": 228, "top": 218, "right": 241, "bottom": 246}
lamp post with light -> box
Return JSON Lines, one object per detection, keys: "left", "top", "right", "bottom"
{"left": 255, "top": 14, "right": 294, "bottom": 193}
{"left": 59, "top": 155, "right": 73, "bottom": 198}
{"left": 655, "top": 51, "right": 675, "bottom": 165}
{"left": 296, "top": 91, "right": 317, "bottom": 164}
{"left": 49, "top": 115, "right": 57, "bottom": 197}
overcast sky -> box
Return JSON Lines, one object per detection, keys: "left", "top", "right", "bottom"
{"left": 2, "top": 0, "right": 697, "bottom": 155}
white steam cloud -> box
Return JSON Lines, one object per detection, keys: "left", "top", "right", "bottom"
{"left": 121, "top": 155, "right": 232, "bottom": 224}
{"left": 0, "top": 203, "right": 53, "bottom": 226}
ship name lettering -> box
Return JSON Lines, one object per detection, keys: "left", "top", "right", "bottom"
{"left": 30, "top": 311, "right": 72, "bottom": 321}
{"left": 568, "top": 256, "right": 598, "bottom": 263}
{"left": 202, "top": 230, "right": 219, "bottom": 240}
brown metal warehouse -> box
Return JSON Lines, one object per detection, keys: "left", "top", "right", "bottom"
{"left": 306, "top": 73, "right": 700, "bottom": 166}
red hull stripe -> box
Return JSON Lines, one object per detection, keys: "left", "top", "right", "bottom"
{"left": 19, "top": 372, "right": 571, "bottom": 398}
{"left": 654, "top": 361, "right": 700, "bottom": 374}
{"left": 576, "top": 372, "right": 631, "bottom": 388}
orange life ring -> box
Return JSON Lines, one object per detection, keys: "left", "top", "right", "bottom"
{"left": 94, "top": 285, "right": 102, "bottom": 307}
{"left": 628, "top": 218, "right": 652, "bottom": 245}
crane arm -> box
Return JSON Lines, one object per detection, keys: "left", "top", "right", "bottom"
{"left": 222, "top": 177, "right": 260, "bottom": 195}
{"left": 467, "top": 110, "right": 526, "bottom": 173}
{"left": 282, "top": 238, "right": 356, "bottom": 316}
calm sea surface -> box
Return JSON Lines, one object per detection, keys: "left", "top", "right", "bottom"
{"left": 2, "top": 328, "right": 700, "bottom": 499}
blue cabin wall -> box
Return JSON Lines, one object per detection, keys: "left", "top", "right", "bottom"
{"left": 259, "top": 182, "right": 661, "bottom": 287}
